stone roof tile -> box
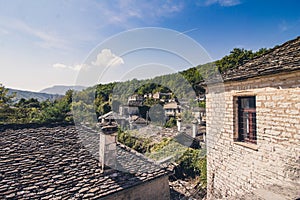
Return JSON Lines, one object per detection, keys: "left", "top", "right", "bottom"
{"left": 0, "top": 124, "right": 169, "bottom": 199}
{"left": 222, "top": 36, "right": 300, "bottom": 82}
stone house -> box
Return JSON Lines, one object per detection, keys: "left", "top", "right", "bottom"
{"left": 192, "top": 107, "right": 206, "bottom": 125}
{"left": 128, "top": 94, "right": 144, "bottom": 106}
{"left": 153, "top": 92, "right": 172, "bottom": 102}
{"left": 129, "top": 115, "right": 148, "bottom": 129}
{"left": 119, "top": 105, "right": 139, "bottom": 117}
{"left": 163, "top": 102, "right": 180, "bottom": 119}
{"left": 0, "top": 124, "right": 170, "bottom": 199}
{"left": 206, "top": 37, "right": 300, "bottom": 199}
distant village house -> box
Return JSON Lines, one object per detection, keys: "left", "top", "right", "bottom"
{"left": 163, "top": 102, "right": 180, "bottom": 119}
{"left": 128, "top": 94, "right": 144, "bottom": 106}
{"left": 153, "top": 92, "right": 172, "bottom": 102}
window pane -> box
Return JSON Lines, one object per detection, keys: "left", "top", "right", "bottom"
{"left": 238, "top": 96, "right": 257, "bottom": 144}
{"left": 240, "top": 96, "right": 256, "bottom": 109}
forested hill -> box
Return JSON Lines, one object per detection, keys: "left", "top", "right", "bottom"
{"left": 98, "top": 47, "right": 270, "bottom": 97}
{"left": 8, "top": 88, "right": 62, "bottom": 102}
{"left": 71, "top": 47, "right": 270, "bottom": 118}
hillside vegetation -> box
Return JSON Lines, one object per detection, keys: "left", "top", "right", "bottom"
{"left": 0, "top": 84, "right": 73, "bottom": 124}
{"left": 0, "top": 47, "right": 269, "bottom": 124}
{"left": 8, "top": 88, "right": 61, "bottom": 102}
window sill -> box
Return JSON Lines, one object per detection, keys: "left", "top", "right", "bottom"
{"left": 234, "top": 141, "right": 258, "bottom": 151}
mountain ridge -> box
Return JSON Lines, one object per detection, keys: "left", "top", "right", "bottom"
{"left": 8, "top": 88, "right": 62, "bottom": 102}
{"left": 40, "top": 85, "right": 86, "bottom": 95}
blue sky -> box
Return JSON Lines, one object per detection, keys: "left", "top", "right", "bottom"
{"left": 0, "top": 0, "right": 299, "bottom": 91}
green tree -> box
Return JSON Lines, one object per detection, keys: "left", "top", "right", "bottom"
{"left": 215, "top": 48, "right": 253, "bottom": 72}
{"left": 39, "top": 90, "right": 73, "bottom": 123}
{"left": 165, "top": 117, "right": 176, "bottom": 128}
{"left": 0, "top": 84, "right": 15, "bottom": 107}
{"left": 15, "top": 98, "right": 40, "bottom": 108}
{"left": 0, "top": 84, "right": 16, "bottom": 123}
{"left": 215, "top": 47, "right": 270, "bottom": 73}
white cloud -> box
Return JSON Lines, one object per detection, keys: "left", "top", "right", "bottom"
{"left": 0, "top": 17, "right": 69, "bottom": 50}
{"left": 53, "top": 63, "right": 67, "bottom": 69}
{"left": 92, "top": 49, "right": 124, "bottom": 67}
{"left": 204, "top": 0, "right": 241, "bottom": 7}
{"left": 94, "top": 0, "right": 184, "bottom": 27}
{"left": 53, "top": 63, "right": 86, "bottom": 71}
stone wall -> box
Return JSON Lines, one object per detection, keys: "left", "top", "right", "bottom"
{"left": 102, "top": 176, "right": 170, "bottom": 200}
{"left": 206, "top": 71, "right": 300, "bottom": 199}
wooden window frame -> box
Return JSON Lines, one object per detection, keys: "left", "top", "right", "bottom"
{"left": 233, "top": 95, "right": 257, "bottom": 145}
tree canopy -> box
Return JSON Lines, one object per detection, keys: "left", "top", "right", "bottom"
{"left": 216, "top": 48, "right": 269, "bottom": 73}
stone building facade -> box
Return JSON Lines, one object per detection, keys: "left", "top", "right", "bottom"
{"left": 206, "top": 37, "right": 300, "bottom": 199}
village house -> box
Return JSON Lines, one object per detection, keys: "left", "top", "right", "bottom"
{"left": 192, "top": 107, "right": 206, "bottom": 125}
{"left": 98, "top": 111, "right": 129, "bottom": 130}
{"left": 119, "top": 105, "right": 139, "bottom": 117}
{"left": 205, "top": 37, "right": 300, "bottom": 199}
{"left": 153, "top": 92, "right": 172, "bottom": 102}
{"left": 129, "top": 115, "right": 148, "bottom": 130}
{"left": 163, "top": 102, "right": 180, "bottom": 119}
{"left": 128, "top": 94, "right": 144, "bottom": 106}
{"left": 0, "top": 124, "right": 170, "bottom": 199}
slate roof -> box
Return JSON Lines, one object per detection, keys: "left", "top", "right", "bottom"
{"left": 222, "top": 36, "right": 300, "bottom": 82}
{"left": 0, "top": 124, "right": 169, "bottom": 199}
{"left": 130, "top": 115, "right": 147, "bottom": 125}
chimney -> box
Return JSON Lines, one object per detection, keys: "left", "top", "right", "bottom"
{"left": 192, "top": 118, "right": 198, "bottom": 138}
{"left": 129, "top": 120, "right": 133, "bottom": 130}
{"left": 99, "top": 124, "right": 118, "bottom": 172}
{"left": 177, "top": 118, "right": 182, "bottom": 132}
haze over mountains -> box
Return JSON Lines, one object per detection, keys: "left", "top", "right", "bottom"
{"left": 40, "top": 85, "right": 86, "bottom": 95}
{"left": 7, "top": 88, "right": 61, "bottom": 102}
{"left": 7, "top": 85, "right": 86, "bottom": 102}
